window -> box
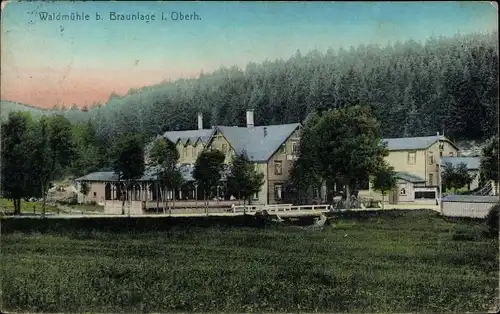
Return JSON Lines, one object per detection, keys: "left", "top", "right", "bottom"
{"left": 400, "top": 187, "right": 406, "bottom": 196}
{"left": 428, "top": 151, "right": 435, "bottom": 165}
{"left": 274, "top": 184, "right": 283, "bottom": 201}
{"left": 221, "top": 143, "right": 227, "bottom": 153}
{"left": 281, "top": 143, "right": 287, "bottom": 154}
{"left": 407, "top": 151, "right": 416, "bottom": 165}
{"left": 193, "top": 146, "right": 197, "bottom": 157}
{"left": 292, "top": 141, "right": 299, "bottom": 154}
{"left": 449, "top": 152, "right": 454, "bottom": 157}
{"left": 428, "top": 173, "right": 434, "bottom": 185}
{"left": 252, "top": 191, "right": 259, "bottom": 200}
{"left": 313, "top": 187, "right": 320, "bottom": 198}
{"left": 274, "top": 161, "right": 283, "bottom": 175}
{"left": 415, "top": 191, "right": 436, "bottom": 199}
{"left": 93, "top": 192, "right": 97, "bottom": 198}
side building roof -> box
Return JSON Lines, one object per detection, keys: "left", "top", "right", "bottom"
{"left": 216, "top": 123, "right": 301, "bottom": 162}
{"left": 441, "top": 156, "right": 481, "bottom": 170}
{"left": 442, "top": 195, "right": 499, "bottom": 203}
{"left": 75, "top": 164, "right": 231, "bottom": 183}
{"left": 395, "top": 171, "right": 426, "bottom": 183}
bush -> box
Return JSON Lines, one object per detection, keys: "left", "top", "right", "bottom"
{"left": 485, "top": 203, "right": 499, "bottom": 236}
{"left": 451, "top": 225, "right": 477, "bottom": 241}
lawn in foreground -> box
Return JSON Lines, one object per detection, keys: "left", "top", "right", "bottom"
{"left": 1, "top": 210, "right": 498, "bottom": 313}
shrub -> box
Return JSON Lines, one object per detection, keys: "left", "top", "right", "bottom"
{"left": 451, "top": 227, "right": 476, "bottom": 241}
{"left": 485, "top": 203, "right": 499, "bottom": 236}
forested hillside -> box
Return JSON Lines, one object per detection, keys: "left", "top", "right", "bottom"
{"left": 0, "top": 101, "right": 51, "bottom": 121}
{"left": 2, "top": 32, "right": 498, "bottom": 145}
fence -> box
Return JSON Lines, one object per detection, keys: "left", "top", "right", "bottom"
{"left": 231, "top": 203, "right": 331, "bottom": 214}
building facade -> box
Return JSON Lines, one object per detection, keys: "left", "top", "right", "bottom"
{"left": 359, "top": 134, "right": 460, "bottom": 204}
{"left": 76, "top": 110, "right": 475, "bottom": 210}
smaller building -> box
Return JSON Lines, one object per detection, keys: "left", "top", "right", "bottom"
{"left": 440, "top": 156, "right": 481, "bottom": 191}
{"left": 75, "top": 165, "right": 234, "bottom": 214}
{"left": 362, "top": 171, "right": 438, "bottom": 204}
{"left": 383, "top": 133, "right": 459, "bottom": 187}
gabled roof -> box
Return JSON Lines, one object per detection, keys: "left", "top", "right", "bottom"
{"left": 382, "top": 135, "right": 441, "bottom": 151}
{"left": 382, "top": 135, "right": 458, "bottom": 151}
{"left": 163, "top": 129, "right": 214, "bottom": 146}
{"left": 216, "top": 123, "right": 301, "bottom": 162}
{"left": 395, "top": 171, "right": 426, "bottom": 183}
{"left": 441, "top": 156, "right": 481, "bottom": 170}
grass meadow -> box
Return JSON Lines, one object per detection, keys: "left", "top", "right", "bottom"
{"left": 1, "top": 210, "right": 498, "bottom": 313}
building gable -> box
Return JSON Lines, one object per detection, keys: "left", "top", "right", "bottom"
{"left": 217, "top": 123, "right": 301, "bottom": 162}
{"left": 206, "top": 128, "right": 236, "bottom": 163}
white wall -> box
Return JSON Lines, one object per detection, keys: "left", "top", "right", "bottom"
{"left": 442, "top": 201, "right": 496, "bottom": 218}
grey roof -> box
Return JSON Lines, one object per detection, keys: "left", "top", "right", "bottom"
{"left": 163, "top": 129, "right": 214, "bottom": 145}
{"left": 76, "top": 164, "right": 193, "bottom": 182}
{"left": 441, "top": 156, "right": 481, "bottom": 170}
{"left": 217, "top": 123, "right": 301, "bottom": 162}
{"left": 442, "top": 195, "right": 499, "bottom": 203}
{"left": 74, "top": 163, "right": 231, "bottom": 183}
{"left": 382, "top": 135, "right": 441, "bottom": 151}
{"left": 395, "top": 171, "right": 426, "bottom": 183}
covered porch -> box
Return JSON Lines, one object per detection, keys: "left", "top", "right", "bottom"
{"left": 75, "top": 165, "right": 254, "bottom": 214}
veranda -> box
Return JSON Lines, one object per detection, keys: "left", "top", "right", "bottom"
{"left": 96, "top": 179, "right": 240, "bottom": 214}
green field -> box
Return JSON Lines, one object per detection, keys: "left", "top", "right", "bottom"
{"left": 1, "top": 210, "right": 498, "bottom": 313}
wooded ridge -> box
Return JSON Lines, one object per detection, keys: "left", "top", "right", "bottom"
{"left": 1, "top": 31, "right": 497, "bottom": 145}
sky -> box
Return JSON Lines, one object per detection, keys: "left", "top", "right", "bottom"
{"left": 1, "top": 1, "right": 497, "bottom": 108}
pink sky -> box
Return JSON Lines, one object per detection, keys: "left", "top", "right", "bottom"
{"left": 1, "top": 67, "right": 202, "bottom": 108}
{"left": 2, "top": 1, "right": 496, "bottom": 109}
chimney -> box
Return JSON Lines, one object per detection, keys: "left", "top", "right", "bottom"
{"left": 263, "top": 126, "right": 267, "bottom": 137}
{"left": 197, "top": 112, "right": 203, "bottom": 130}
{"left": 246, "top": 109, "right": 254, "bottom": 128}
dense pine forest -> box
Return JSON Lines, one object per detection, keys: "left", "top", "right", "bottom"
{"left": 2, "top": 32, "right": 498, "bottom": 145}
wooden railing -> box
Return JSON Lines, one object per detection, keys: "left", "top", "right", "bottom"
{"left": 231, "top": 204, "right": 331, "bottom": 214}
